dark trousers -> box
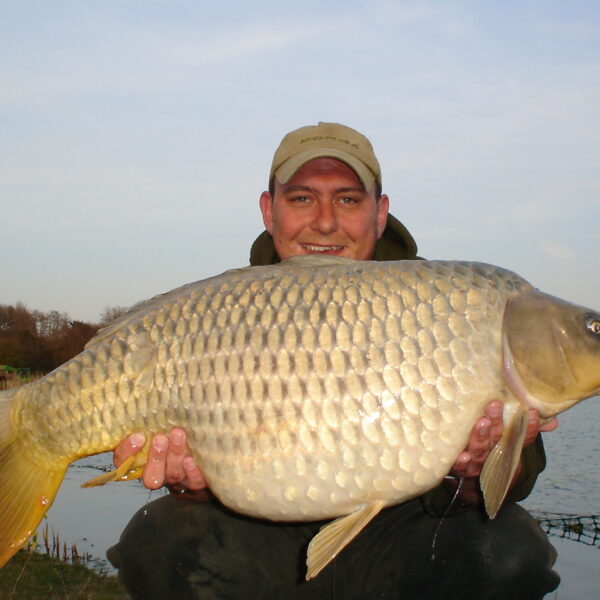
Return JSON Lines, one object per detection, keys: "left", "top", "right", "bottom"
{"left": 108, "top": 494, "right": 559, "bottom": 600}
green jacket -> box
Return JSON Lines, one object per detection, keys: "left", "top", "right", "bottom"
{"left": 248, "top": 213, "right": 546, "bottom": 515}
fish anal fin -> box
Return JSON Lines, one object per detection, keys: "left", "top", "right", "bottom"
{"left": 306, "top": 500, "right": 386, "bottom": 580}
{"left": 81, "top": 444, "right": 149, "bottom": 488}
{"left": 480, "top": 403, "right": 529, "bottom": 519}
{"left": 0, "top": 439, "right": 66, "bottom": 568}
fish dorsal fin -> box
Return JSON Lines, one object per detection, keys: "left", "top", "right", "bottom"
{"left": 281, "top": 255, "right": 360, "bottom": 268}
{"left": 86, "top": 268, "right": 255, "bottom": 348}
{"left": 480, "top": 402, "right": 529, "bottom": 518}
{"left": 85, "top": 284, "right": 196, "bottom": 348}
{"left": 305, "top": 500, "right": 386, "bottom": 580}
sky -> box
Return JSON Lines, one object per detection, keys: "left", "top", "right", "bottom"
{"left": 1, "top": 1, "right": 599, "bottom": 323}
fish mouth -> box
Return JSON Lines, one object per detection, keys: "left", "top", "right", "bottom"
{"left": 301, "top": 244, "right": 346, "bottom": 254}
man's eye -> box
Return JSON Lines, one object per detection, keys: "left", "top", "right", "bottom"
{"left": 291, "top": 196, "right": 309, "bottom": 203}
{"left": 340, "top": 197, "right": 359, "bottom": 204}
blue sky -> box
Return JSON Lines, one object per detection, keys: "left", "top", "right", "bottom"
{"left": 2, "top": 1, "right": 599, "bottom": 322}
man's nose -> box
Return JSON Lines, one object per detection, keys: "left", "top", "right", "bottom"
{"left": 310, "top": 202, "right": 338, "bottom": 234}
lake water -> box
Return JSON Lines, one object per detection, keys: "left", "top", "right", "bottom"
{"left": 521, "top": 399, "right": 599, "bottom": 599}
{"left": 36, "top": 399, "right": 599, "bottom": 598}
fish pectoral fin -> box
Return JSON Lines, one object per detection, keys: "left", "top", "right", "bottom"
{"left": 306, "top": 500, "right": 386, "bottom": 580}
{"left": 480, "top": 403, "right": 529, "bottom": 519}
{"left": 81, "top": 450, "right": 148, "bottom": 488}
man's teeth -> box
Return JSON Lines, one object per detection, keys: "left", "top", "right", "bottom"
{"left": 303, "top": 245, "right": 343, "bottom": 252}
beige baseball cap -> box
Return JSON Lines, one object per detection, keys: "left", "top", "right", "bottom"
{"left": 269, "top": 122, "right": 382, "bottom": 192}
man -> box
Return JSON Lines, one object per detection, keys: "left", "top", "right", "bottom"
{"left": 109, "top": 122, "right": 560, "bottom": 599}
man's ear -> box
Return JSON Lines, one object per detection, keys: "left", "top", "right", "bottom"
{"left": 376, "top": 194, "right": 389, "bottom": 238}
{"left": 259, "top": 191, "right": 274, "bottom": 234}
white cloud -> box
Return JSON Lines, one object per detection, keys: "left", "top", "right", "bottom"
{"left": 540, "top": 242, "right": 577, "bottom": 261}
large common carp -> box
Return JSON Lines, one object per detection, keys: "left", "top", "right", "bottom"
{"left": 1, "top": 256, "right": 599, "bottom": 577}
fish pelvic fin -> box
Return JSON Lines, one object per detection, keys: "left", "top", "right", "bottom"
{"left": 0, "top": 390, "right": 66, "bottom": 568}
{"left": 480, "top": 402, "right": 528, "bottom": 519}
{"left": 306, "top": 500, "right": 386, "bottom": 580}
{"left": 81, "top": 445, "right": 150, "bottom": 488}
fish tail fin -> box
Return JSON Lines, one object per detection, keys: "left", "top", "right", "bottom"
{"left": 0, "top": 389, "right": 66, "bottom": 568}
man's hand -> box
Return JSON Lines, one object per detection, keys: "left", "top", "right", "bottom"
{"left": 448, "top": 400, "right": 558, "bottom": 503}
{"left": 113, "top": 428, "right": 206, "bottom": 492}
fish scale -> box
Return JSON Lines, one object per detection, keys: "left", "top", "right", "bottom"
{"left": 3, "top": 255, "right": 600, "bottom": 578}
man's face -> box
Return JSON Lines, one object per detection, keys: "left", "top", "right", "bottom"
{"left": 259, "top": 157, "right": 389, "bottom": 261}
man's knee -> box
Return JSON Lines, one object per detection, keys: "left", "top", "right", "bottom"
{"left": 458, "top": 504, "right": 560, "bottom": 599}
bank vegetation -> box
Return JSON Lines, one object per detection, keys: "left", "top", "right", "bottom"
{"left": 0, "top": 302, "right": 131, "bottom": 388}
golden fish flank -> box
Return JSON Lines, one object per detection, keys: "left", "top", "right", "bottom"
{"left": 1, "top": 255, "right": 600, "bottom": 580}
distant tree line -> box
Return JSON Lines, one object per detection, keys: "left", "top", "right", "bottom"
{"left": 0, "top": 302, "right": 130, "bottom": 372}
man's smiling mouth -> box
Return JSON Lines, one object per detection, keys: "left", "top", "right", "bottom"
{"left": 301, "top": 244, "right": 345, "bottom": 253}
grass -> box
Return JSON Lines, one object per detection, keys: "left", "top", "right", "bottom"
{"left": 0, "top": 370, "right": 44, "bottom": 390}
{"left": 0, "top": 551, "right": 129, "bottom": 600}
{"left": 0, "top": 525, "right": 129, "bottom": 599}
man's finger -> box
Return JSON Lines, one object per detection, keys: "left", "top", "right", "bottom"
{"left": 468, "top": 417, "right": 492, "bottom": 461}
{"left": 165, "top": 428, "right": 187, "bottom": 483}
{"left": 142, "top": 434, "right": 169, "bottom": 489}
{"left": 182, "top": 456, "right": 208, "bottom": 491}
{"left": 485, "top": 401, "right": 503, "bottom": 445}
{"left": 523, "top": 409, "right": 540, "bottom": 447}
{"left": 114, "top": 432, "right": 145, "bottom": 468}
{"left": 540, "top": 417, "right": 559, "bottom": 432}
{"left": 451, "top": 451, "right": 471, "bottom": 476}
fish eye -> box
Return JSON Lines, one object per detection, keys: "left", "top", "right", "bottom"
{"left": 584, "top": 314, "right": 600, "bottom": 336}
